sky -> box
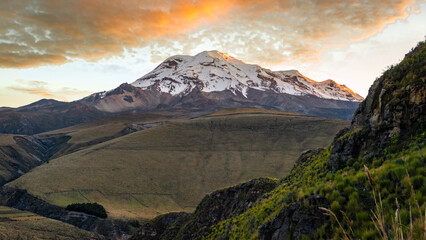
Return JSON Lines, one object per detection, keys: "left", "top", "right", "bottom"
{"left": 0, "top": 0, "right": 425, "bottom": 107}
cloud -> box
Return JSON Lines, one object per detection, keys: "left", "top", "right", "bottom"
{"left": 8, "top": 80, "right": 90, "bottom": 101}
{"left": 9, "top": 80, "right": 55, "bottom": 98}
{"left": 0, "top": 0, "right": 422, "bottom": 68}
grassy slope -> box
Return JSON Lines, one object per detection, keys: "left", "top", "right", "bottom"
{"left": 0, "top": 112, "right": 181, "bottom": 186}
{"left": 46, "top": 111, "right": 191, "bottom": 157}
{"left": 205, "top": 137, "right": 425, "bottom": 240}
{"left": 7, "top": 110, "right": 349, "bottom": 220}
{"left": 203, "top": 42, "right": 426, "bottom": 240}
{"left": 0, "top": 206, "right": 101, "bottom": 239}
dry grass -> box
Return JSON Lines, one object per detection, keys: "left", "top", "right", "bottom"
{"left": 319, "top": 207, "right": 351, "bottom": 240}
{"left": 8, "top": 111, "right": 349, "bottom": 219}
{"left": 0, "top": 206, "right": 101, "bottom": 240}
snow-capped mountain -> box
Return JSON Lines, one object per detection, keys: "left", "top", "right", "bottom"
{"left": 79, "top": 51, "right": 363, "bottom": 120}
{"left": 132, "top": 50, "right": 363, "bottom": 102}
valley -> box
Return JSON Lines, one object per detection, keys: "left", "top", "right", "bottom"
{"left": 3, "top": 108, "right": 349, "bottom": 220}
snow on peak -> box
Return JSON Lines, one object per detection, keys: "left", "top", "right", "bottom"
{"left": 131, "top": 51, "right": 364, "bottom": 102}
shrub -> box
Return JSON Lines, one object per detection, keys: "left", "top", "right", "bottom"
{"left": 410, "top": 175, "right": 424, "bottom": 190}
{"left": 66, "top": 202, "right": 107, "bottom": 218}
{"left": 330, "top": 201, "right": 341, "bottom": 212}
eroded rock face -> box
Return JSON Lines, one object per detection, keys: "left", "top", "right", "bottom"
{"left": 0, "top": 134, "right": 71, "bottom": 186}
{"left": 258, "top": 196, "right": 329, "bottom": 240}
{"left": 130, "top": 178, "right": 278, "bottom": 240}
{"left": 177, "top": 177, "right": 278, "bottom": 239}
{"left": 330, "top": 41, "right": 426, "bottom": 171}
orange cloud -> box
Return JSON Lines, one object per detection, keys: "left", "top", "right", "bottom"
{"left": 0, "top": 0, "right": 421, "bottom": 68}
{"left": 8, "top": 80, "right": 90, "bottom": 101}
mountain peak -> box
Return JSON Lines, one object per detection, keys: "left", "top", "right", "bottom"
{"left": 132, "top": 51, "right": 363, "bottom": 102}
{"left": 197, "top": 50, "right": 235, "bottom": 60}
{"left": 19, "top": 99, "right": 66, "bottom": 110}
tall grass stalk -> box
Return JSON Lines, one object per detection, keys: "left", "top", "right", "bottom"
{"left": 321, "top": 165, "right": 425, "bottom": 239}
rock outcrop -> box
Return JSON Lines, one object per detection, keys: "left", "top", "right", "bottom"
{"left": 258, "top": 196, "right": 329, "bottom": 240}
{"left": 130, "top": 178, "right": 278, "bottom": 240}
{"left": 128, "top": 212, "right": 192, "bottom": 240}
{"left": 330, "top": 41, "right": 425, "bottom": 171}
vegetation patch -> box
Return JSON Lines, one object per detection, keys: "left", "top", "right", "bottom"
{"left": 66, "top": 202, "right": 107, "bottom": 218}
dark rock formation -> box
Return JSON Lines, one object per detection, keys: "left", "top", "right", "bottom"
{"left": 258, "top": 196, "right": 329, "bottom": 240}
{"left": 129, "top": 212, "right": 192, "bottom": 240}
{"left": 130, "top": 178, "right": 278, "bottom": 240}
{"left": 81, "top": 81, "right": 360, "bottom": 120}
{"left": 177, "top": 177, "right": 278, "bottom": 239}
{"left": 330, "top": 41, "right": 426, "bottom": 171}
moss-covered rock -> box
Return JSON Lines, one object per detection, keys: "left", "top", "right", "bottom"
{"left": 258, "top": 196, "right": 328, "bottom": 240}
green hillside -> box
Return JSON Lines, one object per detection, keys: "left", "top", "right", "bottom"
{"left": 7, "top": 110, "right": 349, "bottom": 219}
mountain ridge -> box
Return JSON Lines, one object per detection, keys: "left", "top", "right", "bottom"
{"left": 78, "top": 50, "right": 363, "bottom": 120}
{"left": 0, "top": 51, "right": 363, "bottom": 135}
{"left": 132, "top": 50, "right": 363, "bottom": 102}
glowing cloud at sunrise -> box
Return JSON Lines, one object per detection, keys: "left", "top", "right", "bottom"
{"left": 0, "top": 0, "right": 425, "bottom": 107}
{"left": 0, "top": 0, "right": 422, "bottom": 68}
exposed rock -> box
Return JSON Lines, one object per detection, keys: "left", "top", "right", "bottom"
{"left": 330, "top": 41, "right": 426, "bottom": 171}
{"left": 129, "top": 212, "right": 192, "bottom": 240}
{"left": 258, "top": 196, "right": 329, "bottom": 240}
{"left": 82, "top": 84, "right": 360, "bottom": 120}
{"left": 178, "top": 178, "right": 278, "bottom": 239}
{"left": 130, "top": 178, "right": 279, "bottom": 240}
{"left": 0, "top": 134, "right": 71, "bottom": 186}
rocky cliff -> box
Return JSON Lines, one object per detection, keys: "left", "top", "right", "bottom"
{"left": 258, "top": 196, "right": 328, "bottom": 240}
{"left": 330, "top": 41, "right": 425, "bottom": 171}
